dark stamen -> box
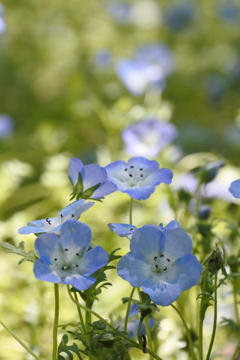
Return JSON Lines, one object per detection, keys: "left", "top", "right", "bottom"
{"left": 64, "top": 248, "right": 68, "bottom": 251}
{"left": 140, "top": 168, "right": 143, "bottom": 171}
{"left": 160, "top": 254, "right": 164, "bottom": 258}
{"left": 163, "top": 266, "right": 167, "bottom": 271}
{"left": 155, "top": 265, "right": 158, "bottom": 269}
{"left": 46, "top": 218, "right": 51, "bottom": 225}
{"left": 167, "top": 258, "right": 170, "bottom": 262}
{"left": 129, "top": 174, "right": 132, "bottom": 177}
{"left": 62, "top": 265, "right": 68, "bottom": 270}
{"left": 130, "top": 228, "right": 133, "bottom": 231}
{"left": 125, "top": 168, "right": 128, "bottom": 171}
{"left": 76, "top": 253, "right": 79, "bottom": 256}
{"left": 71, "top": 214, "right": 74, "bottom": 218}
{"left": 140, "top": 174, "right": 143, "bottom": 177}
{"left": 154, "top": 256, "right": 158, "bottom": 261}
{"left": 76, "top": 264, "right": 79, "bottom": 267}
{"left": 60, "top": 214, "right": 63, "bottom": 218}
{"left": 130, "top": 165, "right": 134, "bottom": 168}
{"left": 54, "top": 258, "right": 57, "bottom": 261}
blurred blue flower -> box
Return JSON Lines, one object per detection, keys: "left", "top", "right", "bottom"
{"left": 107, "top": 1, "right": 132, "bottom": 24}
{"left": 34, "top": 220, "right": 109, "bottom": 290}
{"left": 18, "top": 200, "right": 94, "bottom": 235}
{"left": 116, "top": 44, "right": 174, "bottom": 96}
{"left": 95, "top": 50, "right": 112, "bottom": 68}
{"left": 122, "top": 118, "right": 178, "bottom": 157}
{"left": 0, "top": 4, "right": 6, "bottom": 34}
{"left": 117, "top": 225, "right": 202, "bottom": 306}
{"left": 218, "top": 3, "right": 240, "bottom": 24}
{"left": 229, "top": 179, "right": 240, "bottom": 198}
{"left": 68, "top": 157, "right": 117, "bottom": 200}
{"left": 205, "top": 75, "right": 226, "bottom": 106}
{"left": 164, "top": 2, "right": 197, "bottom": 32}
{"left": 0, "top": 114, "right": 14, "bottom": 138}
{"left": 198, "top": 205, "right": 211, "bottom": 220}
{"left": 108, "top": 220, "right": 179, "bottom": 239}
{"left": 105, "top": 157, "right": 173, "bottom": 200}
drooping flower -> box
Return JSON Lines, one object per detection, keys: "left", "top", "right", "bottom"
{"left": 105, "top": 157, "right": 173, "bottom": 200}
{"left": 18, "top": 199, "right": 94, "bottom": 235}
{"left": 108, "top": 220, "right": 179, "bottom": 239}
{"left": 68, "top": 157, "right": 117, "bottom": 200}
{"left": 229, "top": 179, "right": 240, "bottom": 198}
{"left": 117, "top": 225, "right": 202, "bottom": 306}
{"left": 116, "top": 43, "right": 174, "bottom": 96}
{"left": 34, "top": 219, "right": 109, "bottom": 290}
{"left": 122, "top": 118, "right": 178, "bottom": 157}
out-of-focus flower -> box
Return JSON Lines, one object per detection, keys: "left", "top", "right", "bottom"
{"left": 0, "top": 114, "right": 14, "bottom": 138}
{"left": 107, "top": 1, "right": 132, "bottom": 24}
{"left": 95, "top": 50, "right": 112, "bottom": 68}
{"left": 18, "top": 200, "right": 94, "bottom": 235}
{"left": 122, "top": 118, "right": 178, "bottom": 157}
{"left": 34, "top": 220, "right": 109, "bottom": 290}
{"left": 0, "top": 4, "right": 6, "bottom": 34}
{"left": 218, "top": 3, "right": 240, "bottom": 24}
{"left": 205, "top": 75, "right": 226, "bottom": 106}
{"left": 164, "top": 2, "right": 198, "bottom": 31}
{"left": 68, "top": 157, "right": 117, "bottom": 200}
{"left": 197, "top": 160, "right": 225, "bottom": 184}
{"left": 105, "top": 157, "right": 173, "bottom": 200}
{"left": 116, "top": 44, "right": 174, "bottom": 96}
{"left": 229, "top": 179, "right": 240, "bottom": 198}
{"left": 108, "top": 220, "right": 179, "bottom": 239}
{"left": 117, "top": 224, "right": 202, "bottom": 306}
{"left": 197, "top": 205, "right": 211, "bottom": 220}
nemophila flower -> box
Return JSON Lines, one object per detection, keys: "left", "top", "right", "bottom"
{"left": 0, "top": 114, "right": 14, "bottom": 138}
{"left": 34, "top": 220, "right": 109, "bottom": 290}
{"left": 18, "top": 200, "right": 94, "bottom": 235}
{"left": 116, "top": 44, "right": 174, "bottom": 96}
{"left": 68, "top": 157, "right": 117, "bottom": 200}
{"left": 105, "top": 157, "right": 173, "bottom": 200}
{"left": 0, "top": 4, "right": 6, "bottom": 34}
{"left": 164, "top": 2, "right": 197, "bottom": 32}
{"left": 229, "top": 179, "right": 240, "bottom": 198}
{"left": 117, "top": 225, "right": 202, "bottom": 306}
{"left": 108, "top": 220, "right": 179, "bottom": 239}
{"left": 122, "top": 118, "right": 178, "bottom": 157}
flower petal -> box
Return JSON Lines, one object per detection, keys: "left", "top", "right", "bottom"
{"left": 105, "top": 160, "right": 130, "bottom": 191}
{"left": 82, "top": 164, "right": 107, "bottom": 190}
{"left": 59, "top": 220, "right": 91, "bottom": 259}
{"left": 68, "top": 157, "right": 84, "bottom": 185}
{"left": 58, "top": 200, "right": 94, "bottom": 221}
{"left": 108, "top": 223, "right": 137, "bottom": 237}
{"left": 61, "top": 274, "right": 96, "bottom": 290}
{"left": 141, "top": 168, "right": 173, "bottom": 186}
{"left": 34, "top": 259, "right": 61, "bottom": 283}
{"left": 91, "top": 181, "right": 117, "bottom": 199}
{"left": 35, "top": 233, "right": 61, "bottom": 264}
{"left": 79, "top": 246, "right": 109, "bottom": 276}
{"left": 18, "top": 217, "right": 59, "bottom": 234}
{"left": 117, "top": 252, "right": 151, "bottom": 287}
{"left": 142, "top": 279, "right": 181, "bottom": 306}
{"left": 166, "top": 254, "right": 202, "bottom": 290}
{"left": 124, "top": 185, "right": 156, "bottom": 200}
{"left": 163, "top": 220, "right": 180, "bottom": 231}
{"left": 229, "top": 179, "right": 240, "bottom": 198}
{"left": 161, "top": 228, "right": 193, "bottom": 260}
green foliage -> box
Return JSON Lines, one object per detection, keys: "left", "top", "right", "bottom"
{"left": 0, "top": 241, "right": 38, "bottom": 264}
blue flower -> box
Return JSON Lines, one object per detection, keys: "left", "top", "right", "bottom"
{"left": 108, "top": 220, "right": 179, "bottom": 239}
{"left": 229, "top": 179, "right": 240, "bottom": 198}
{"left": 122, "top": 118, "right": 178, "bottom": 157}
{"left": 116, "top": 44, "right": 174, "bottom": 96}
{"left": 34, "top": 220, "right": 109, "bottom": 290}
{"left": 117, "top": 225, "right": 202, "bottom": 306}
{"left": 164, "top": 2, "right": 197, "bottom": 32}
{"left": 18, "top": 200, "right": 94, "bottom": 235}
{"left": 105, "top": 157, "right": 173, "bottom": 200}
{"left": 0, "top": 114, "right": 14, "bottom": 138}
{"left": 68, "top": 157, "right": 117, "bottom": 200}
{"left": 0, "top": 4, "right": 6, "bottom": 34}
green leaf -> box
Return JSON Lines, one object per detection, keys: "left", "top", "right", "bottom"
{"left": 82, "top": 183, "right": 101, "bottom": 198}
{"left": 0, "top": 241, "right": 38, "bottom": 264}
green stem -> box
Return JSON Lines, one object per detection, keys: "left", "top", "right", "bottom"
{"left": 230, "top": 340, "right": 240, "bottom": 360}
{"left": 137, "top": 316, "right": 145, "bottom": 344}
{"left": 124, "top": 287, "right": 136, "bottom": 332}
{"left": 0, "top": 319, "right": 40, "bottom": 360}
{"left": 85, "top": 298, "right": 93, "bottom": 360}
{"left": 233, "top": 280, "right": 240, "bottom": 325}
{"left": 205, "top": 273, "right": 218, "bottom": 360}
{"left": 67, "top": 287, "right": 163, "bottom": 360}
{"left": 52, "top": 283, "right": 59, "bottom": 360}
{"left": 129, "top": 197, "right": 133, "bottom": 225}
{"left": 198, "top": 305, "right": 203, "bottom": 360}
{"left": 171, "top": 304, "right": 195, "bottom": 360}
{"left": 73, "top": 292, "right": 85, "bottom": 333}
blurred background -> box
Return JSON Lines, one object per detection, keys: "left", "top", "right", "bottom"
{"left": 0, "top": 0, "right": 240, "bottom": 359}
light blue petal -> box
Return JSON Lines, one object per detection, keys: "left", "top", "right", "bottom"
{"left": 166, "top": 254, "right": 202, "bottom": 290}
{"left": 68, "top": 157, "right": 84, "bottom": 185}
{"left": 108, "top": 223, "right": 137, "bottom": 237}
{"left": 59, "top": 200, "right": 94, "bottom": 221}
{"left": 34, "top": 233, "right": 61, "bottom": 264}
{"left": 105, "top": 160, "right": 129, "bottom": 191}
{"left": 62, "top": 274, "right": 96, "bottom": 290}
{"left": 161, "top": 228, "right": 193, "bottom": 260}
{"left": 81, "top": 246, "right": 109, "bottom": 276}
{"left": 90, "top": 181, "right": 117, "bottom": 198}
{"left": 82, "top": 164, "right": 107, "bottom": 190}
{"left": 18, "top": 217, "right": 59, "bottom": 234}
{"left": 142, "top": 279, "right": 181, "bottom": 306}
{"left": 163, "top": 220, "right": 180, "bottom": 231}
{"left": 128, "top": 157, "right": 159, "bottom": 173}
{"left": 125, "top": 185, "right": 156, "bottom": 200}
{"left": 18, "top": 225, "right": 49, "bottom": 235}
{"left": 34, "top": 259, "right": 61, "bottom": 283}
{"left": 117, "top": 252, "right": 150, "bottom": 287}
{"left": 141, "top": 168, "right": 173, "bottom": 186}
{"left": 229, "top": 179, "right": 240, "bottom": 198}
{"left": 130, "top": 225, "right": 163, "bottom": 261}
{"left": 59, "top": 220, "right": 91, "bottom": 259}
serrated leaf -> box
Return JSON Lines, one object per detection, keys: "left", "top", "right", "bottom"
{"left": 0, "top": 241, "right": 38, "bottom": 264}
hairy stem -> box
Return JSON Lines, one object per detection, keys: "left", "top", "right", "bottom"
{"left": 52, "top": 283, "right": 59, "bottom": 360}
{"left": 124, "top": 287, "right": 136, "bottom": 332}
{"left": 205, "top": 273, "right": 218, "bottom": 360}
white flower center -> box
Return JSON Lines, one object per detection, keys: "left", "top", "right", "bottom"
{"left": 122, "top": 165, "right": 146, "bottom": 187}
{"left": 152, "top": 254, "right": 171, "bottom": 274}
